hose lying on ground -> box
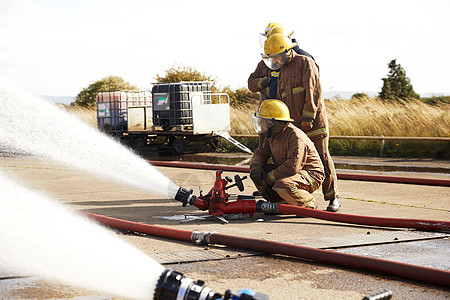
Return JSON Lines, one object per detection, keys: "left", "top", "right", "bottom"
{"left": 275, "top": 204, "right": 450, "bottom": 232}
{"left": 149, "top": 161, "right": 450, "bottom": 187}
{"left": 82, "top": 212, "right": 450, "bottom": 287}
{"left": 174, "top": 187, "right": 450, "bottom": 232}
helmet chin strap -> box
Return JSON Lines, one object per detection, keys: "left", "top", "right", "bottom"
{"left": 266, "top": 123, "right": 274, "bottom": 138}
{"left": 267, "top": 121, "right": 288, "bottom": 138}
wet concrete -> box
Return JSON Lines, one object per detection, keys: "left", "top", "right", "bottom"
{"left": 336, "top": 238, "right": 450, "bottom": 271}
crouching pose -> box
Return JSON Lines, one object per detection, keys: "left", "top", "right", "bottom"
{"left": 250, "top": 99, "right": 324, "bottom": 209}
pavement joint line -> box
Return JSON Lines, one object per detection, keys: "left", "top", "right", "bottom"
{"left": 146, "top": 231, "right": 450, "bottom": 265}
{"left": 343, "top": 196, "right": 450, "bottom": 212}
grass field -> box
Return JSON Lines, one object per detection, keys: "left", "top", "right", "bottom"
{"left": 62, "top": 97, "right": 450, "bottom": 159}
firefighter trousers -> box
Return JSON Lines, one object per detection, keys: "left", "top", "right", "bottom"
{"left": 311, "top": 136, "right": 339, "bottom": 201}
{"left": 254, "top": 164, "right": 324, "bottom": 209}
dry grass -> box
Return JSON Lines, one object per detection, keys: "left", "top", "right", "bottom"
{"left": 230, "top": 103, "right": 259, "bottom": 135}
{"left": 59, "top": 104, "right": 97, "bottom": 127}
{"left": 326, "top": 98, "right": 449, "bottom": 137}
{"left": 231, "top": 98, "right": 450, "bottom": 137}
{"left": 63, "top": 99, "right": 449, "bottom": 138}
{"left": 63, "top": 99, "right": 449, "bottom": 157}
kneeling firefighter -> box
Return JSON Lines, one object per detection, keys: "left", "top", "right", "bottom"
{"left": 250, "top": 99, "right": 325, "bottom": 209}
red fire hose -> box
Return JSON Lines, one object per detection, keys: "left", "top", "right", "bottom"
{"left": 163, "top": 162, "right": 450, "bottom": 232}
{"left": 82, "top": 212, "right": 192, "bottom": 242}
{"left": 148, "top": 161, "right": 450, "bottom": 187}
{"left": 82, "top": 211, "right": 450, "bottom": 287}
{"left": 276, "top": 204, "right": 450, "bottom": 232}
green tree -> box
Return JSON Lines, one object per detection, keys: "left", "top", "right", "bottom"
{"left": 379, "top": 59, "right": 420, "bottom": 100}
{"left": 222, "top": 86, "right": 259, "bottom": 106}
{"left": 73, "top": 75, "right": 137, "bottom": 107}
{"left": 156, "top": 65, "right": 259, "bottom": 107}
{"left": 155, "top": 65, "right": 218, "bottom": 91}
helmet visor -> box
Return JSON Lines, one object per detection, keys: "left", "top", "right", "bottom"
{"left": 259, "top": 33, "right": 267, "bottom": 49}
{"left": 262, "top": 52, "right": 288, "bottom": 70}
{"left": 252, "top": 114, "right": 273, "bottom": 134}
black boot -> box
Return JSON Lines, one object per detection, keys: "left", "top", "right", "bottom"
{"left": 253, "top": 191, "right": 261, "bottom": 197}
{"left": 326, "top": 198, "right": 341, "bottom": 212}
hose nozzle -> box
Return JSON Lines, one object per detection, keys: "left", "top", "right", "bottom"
{"left": 154, "top": 269, "right": 268, "bottom": 300}
{"left": 175, "top": 187, "right": 196, "bottom": 207}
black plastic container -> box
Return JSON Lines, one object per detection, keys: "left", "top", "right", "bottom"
{"left": 151, "top": 82, "right": 211, "bottom": 129}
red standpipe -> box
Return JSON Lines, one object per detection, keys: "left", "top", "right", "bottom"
{"left": 148, "top": 161, "right": 450, "bottom": 187}
{"left": 81, "top": 211, "right": 450, "bottom": 287}
{"left": 190, "top": 196, "right": 258, "bottom": 216}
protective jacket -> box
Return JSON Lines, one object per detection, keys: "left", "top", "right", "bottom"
{"left": 248, "top": 60, "right": 272, "bottom": 103}
{"left": 277, "top": 53, "right": 328, "bottom": 141}
{"left": 250, "top": 123, "right": 324, "bottom": 183}
{"left": 248, "top": 46, "right": 315, "bottom": 104}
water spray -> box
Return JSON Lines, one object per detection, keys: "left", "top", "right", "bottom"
{"left": 0, "top": 80, "right": 179, "bottom": 197}
{"left": 0, "top": 81, "right": 268, "bottom": 298}
{"left": 0, "top": 171, "right": 267, "bottom": 299}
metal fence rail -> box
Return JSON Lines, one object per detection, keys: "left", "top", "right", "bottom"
{"left": 232, "top": 134, "right": 450, "bottom": 156}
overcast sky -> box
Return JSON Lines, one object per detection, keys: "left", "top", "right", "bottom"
{"left": 1, "top": 0, "right": 449, "bottom": 98}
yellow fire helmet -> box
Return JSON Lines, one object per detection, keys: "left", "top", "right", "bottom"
{"left": 264, "top": 33, "right": 296, "bottom": 57}
{"left": 260, "top": 22, "right": 283, "bottom": 48}
{"left": 266, "top": 25, "right": 294, "bottom": 39}
{"left": 257, "top": 99, "right": 294, "bottom": 121}
{"left": 264, "top": 22, "right": 282, "bottom": 35}
{"left": 262, "top": 33, "right": 297, "bottom": 69}
{"left": 253, "top": 99, "right": 293, "bottom": 134}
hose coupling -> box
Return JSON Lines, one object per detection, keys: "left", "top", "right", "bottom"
{"left": 154, "top": 268, "right": 219, "bottom": 300}
{"left": 363, "top": 289, "right": 393, "bottom": 300}
{"left": 256, "top": 200, "right": 279, "bottom": 214}
{"left": 175, "top": 187, "right": 196, "bottom": 207}
{"left": 191, "top": 231, "right": 216, "bottom": 245}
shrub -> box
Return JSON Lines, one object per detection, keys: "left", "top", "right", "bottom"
{"left": 73, "top": 76, "right": 137, "bottom": 107}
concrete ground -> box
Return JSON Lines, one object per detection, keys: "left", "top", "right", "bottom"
{"left": 0, "top": 154, "right": 449, "bottom": 299}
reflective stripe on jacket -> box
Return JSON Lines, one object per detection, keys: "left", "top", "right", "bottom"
{"left": 250, "top": 123, "right": 324, "bottom": 182}
{"left": 277, "top": 53, "right": 329, "bottom": 139}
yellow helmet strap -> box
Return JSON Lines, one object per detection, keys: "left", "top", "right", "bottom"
{"left": 286, "top": 48, "right": 294, "bottom": 62}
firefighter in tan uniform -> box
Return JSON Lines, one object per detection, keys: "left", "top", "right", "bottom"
{"left": 250, "top": 99, "right": 324, "bottom": 208}
{"left": 248, "top": 24, "right": 316, "bottom": 148}
{"left": 261, "top": 33, "right": 341, "bottom": 212}
{"left": 248, "top": 23, "right": 315, "bottom": 105}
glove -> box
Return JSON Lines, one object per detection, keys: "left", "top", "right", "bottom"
{"left": 301, "top": 120, "right": 314, "bottom": 131}
{"left": 250, "top": 163, "right": 266, "bottom": 186}
{"left": 262, "top": 77, "right": 271, "bottom": 88}
{"left": 261, "top": 181, "right": 272, "bottom": 195}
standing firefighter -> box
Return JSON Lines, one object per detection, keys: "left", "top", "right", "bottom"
{"left": 248, "top": 23, "right": 316, "bottom": 147}
{"left": 250, "top": 99, "right": 324, "bottom": 209}
{"left": 248, "top": 23, "right": 315, "bottom": 104}
{"left": 262, "top": 33, "right": 341, "bottom": 212}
